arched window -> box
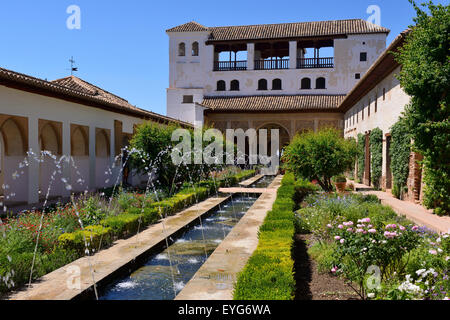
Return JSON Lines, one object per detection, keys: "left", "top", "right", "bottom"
{"left": 272, "top": 79, "right": 282, "bottom": 90}
{"left": 178, "top": 42, "right": 185, "bottom": 56}
{"left": 230, "top": 80, "right": 240, "bottom": 91}
{"left": 192, "top": 42, "right": 199, "bottom": 56}
{"left": 258, "top": 79, "right": 268, "bottom": 90}
{"left": 300, "top": 78, "right": 311, "bottom": 90}
{"left": 217, "top": 80, "right": 226, "bottom": 91}
{"left": 316, "top": 77, "right": 326, "bottom": 89}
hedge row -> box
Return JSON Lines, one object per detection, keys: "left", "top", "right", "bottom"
{"left": 233, "top": 174, "right": 317, "bottom": 300}
{"left": 58, "top": 169, "right": 256, "bottom": 254}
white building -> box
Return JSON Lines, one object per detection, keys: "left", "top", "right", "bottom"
{"left": 0, "top": 68, "right": 189, "bottom": 208}
{"left": 340, "top": 30, "right": 424, "bottom": 201}
{"left": 166, "top": 19, "right": 389, "bottom": 134}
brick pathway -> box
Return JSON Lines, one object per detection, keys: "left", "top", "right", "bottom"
{"left": 351, "top": 181, "right": 450, "bottom": 234}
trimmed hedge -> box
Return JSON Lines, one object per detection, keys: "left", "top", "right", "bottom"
{"left": 57, "top": 169, "right": 255, "bottom": 253}
{"left": 233, "top": 174, "right": 317, "bottom": 300}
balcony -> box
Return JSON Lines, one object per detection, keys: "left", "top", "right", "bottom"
{"left": 254, "top": 58, "right": 289, "bottom": 70}
{"left": 297, "top": 57, "right": 334, "bottom": 69}
{"left": 213, "top": 60, "right": 247, "bottom": 71}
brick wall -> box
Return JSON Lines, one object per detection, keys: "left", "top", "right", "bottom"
{"left": 406, "top": 152, "right": 423, "bottom": 203}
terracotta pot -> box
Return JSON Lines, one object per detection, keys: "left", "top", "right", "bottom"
{"left": 335, "top": 182, "right": 347, "bottom": 193}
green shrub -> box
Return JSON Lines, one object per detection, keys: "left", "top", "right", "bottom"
{"left": 282, "top": 128, "right": 358, "bottom": 191}
{"left": 234, "top": 174, "right": 298, "bottom": 300}
{"left": 101, "top": 213, "right": 142, "bottom": 237}
{"left": 308, "top": 241, "right": 337, "bottom": 274}
{"left": 58, "top": 225, "right": 112, "bottom": 254}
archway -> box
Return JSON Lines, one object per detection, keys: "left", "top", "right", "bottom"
{"left": 0, "top": 117, "right": 27, "bottom": 202}
{"left": 71, "top": 125, "right": 89, "bottom": 192}
{"left": 95, "top": 129, "right": 111, "bottom": 188}
{"left": 39, "top": 122, "right": 62, "bottom": 199}
{"left": 256, "top": 123, "right": 291, "bottom": 167}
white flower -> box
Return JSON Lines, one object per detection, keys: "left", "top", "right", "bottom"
{"left": 367, "top": 293, "right": 375, "bottom": 298}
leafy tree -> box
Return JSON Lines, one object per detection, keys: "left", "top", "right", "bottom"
{"left": 282, "top": 128, "right": 358, "bottom": 191}
{"left": 129, "top": 122, "right": 228, "bottom": 193}
{"left": 395, "top": 0, "right": 450, "bottom": 215}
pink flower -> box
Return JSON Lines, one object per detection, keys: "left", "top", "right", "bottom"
{"left": 356, "top": 229, "right": 364, "bottom": 233}
{"left": 347, "top": 228, "right": 353, "bottom": 232}
{"left": 429, "top": 250, "right": 437, "bottom": 255}
{"left": 334, "top": 236, "right": 341, "bottom": 241}
{"left": 412, "top": 226, "right": 419, "bottom": 231}
{"left": 327, "top": 224, "right": 333, "bottom": 228}
{"left": 340, "top": 239, "right": 345, "bottom": 244}
{"left": 338, "top": 225, "right": 344, "bottom": 230}
{"left": 399, "top": 225, "right": 406, "bottom": 231}
{"left": 368, "top": 229, "right": 377, "bottom": 234}
{"left": 362, "top": 218, "right": 371, "bottom": 223}
{"left": 331, "top": 266, "right": 338, "bottom": 274}
{"left": 343, "top": 221, "right": 354, "bottom": 227}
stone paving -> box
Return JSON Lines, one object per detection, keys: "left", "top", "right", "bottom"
{"left": 351, "top": 181, "right": 450, "bottom": 234}
{"left": 7, "top": 196, "right": 229, "bottom": 300}
{"left": 238, "top": 174, "right": 264, "bottom": 187}
{"left": 175, "top": 175, "right": 282, "bottom": 300}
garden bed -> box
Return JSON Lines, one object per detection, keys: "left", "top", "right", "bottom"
{"left": 295, "top": 192, "right": 449, "bottom": 300}
{"left": 0, "top": 168, "right": 256, "bottom": 296}
{"left": 293, "top": 234, "right": 359, "bottom": 300}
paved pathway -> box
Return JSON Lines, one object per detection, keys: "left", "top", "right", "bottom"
{"left": 7, "top": 196, "right": 229, "bottom": 300}
{"left": 351, "top": 181, "right": 450, "bottom": 234}
{"left": 238, "top": 174, "right": 264, "bottom": 187}
{"left": 175, "top": 175, "right": 282, "bottom": 300}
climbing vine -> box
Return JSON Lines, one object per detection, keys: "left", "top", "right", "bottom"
{"left": 357, "top": 134, "right": 365, "bottom": 183}
{"left": 390, "top": 119, "right": 411, "bottom": 199}
{"left": 370, "top": 128, "right": 383, "bottom": 190}
{"left": 394, "top": 1, "right": 450, "bottom": 215}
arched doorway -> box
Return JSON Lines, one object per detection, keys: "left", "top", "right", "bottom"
{"left": 257, "top": 123, "right": 291, "bottom": 155}
{"left": 39, "top": 122, "right": 62, "bottom": 199}
{"left": 95, "top": 129, "right": 111, "bottom": 188}
{"left": 0, "top": 117, "right": 27, "bottom": 202}
{"left": 71, "top": 125, "right": 89, "bottom": 192}
{"left": 256, "top": 123, "right": 291, "bottom": 171}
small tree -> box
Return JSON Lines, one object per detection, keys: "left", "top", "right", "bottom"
{"left": 282, "top": 128, "right": 358, "bottom": 191}
{"left": 395, "top": 0, "right": 450, "bottom": 215}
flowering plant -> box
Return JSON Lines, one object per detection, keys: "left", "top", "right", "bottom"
{"left": 328, "top": 218, "right": 421, "bottom": 299}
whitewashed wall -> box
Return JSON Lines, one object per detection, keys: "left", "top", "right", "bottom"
{"left": 0, "top": 85, "right": 146, "bottom": 204}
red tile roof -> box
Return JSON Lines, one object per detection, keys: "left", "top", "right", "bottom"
{"left": 0, "top": 67, "right": 191, "bottom": 127}
{"left": 202, "top": 95, "right": 345, "bottom": 112}
{"left": 167, "top": 19, "right": 390, "bottom": 41}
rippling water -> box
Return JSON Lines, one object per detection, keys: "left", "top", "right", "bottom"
{"left": 99, "top": 194, "right": 258, "bottom": 300}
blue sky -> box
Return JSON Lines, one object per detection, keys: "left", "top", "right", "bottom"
{"left": 0, "top": 0, "right": 446, "bottom": 115}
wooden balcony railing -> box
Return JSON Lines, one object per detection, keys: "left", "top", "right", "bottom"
{"left": 213, "top": 60, "right": 247, "bottom": 71}
{"left": 297, "top": 57, "right": 334, "bottom": 69}
{"left": 254, "top": 59, "right": 289, "bottom": 70}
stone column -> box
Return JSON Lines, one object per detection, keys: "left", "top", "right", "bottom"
{"left": 89, "top": 125, "right": 96, "bottom": 191}
{"left": 289, "top": 41, "right": 297, "bottom": 69}
{"left": 247, "top": 43, "right": 255, "bottom": 70}
{"left": 28, "top": 116, "right": 39, "bottom": 204}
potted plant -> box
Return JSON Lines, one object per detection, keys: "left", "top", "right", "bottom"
{"left": 333, "top": 175, "right": 347, "bottom": 193}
